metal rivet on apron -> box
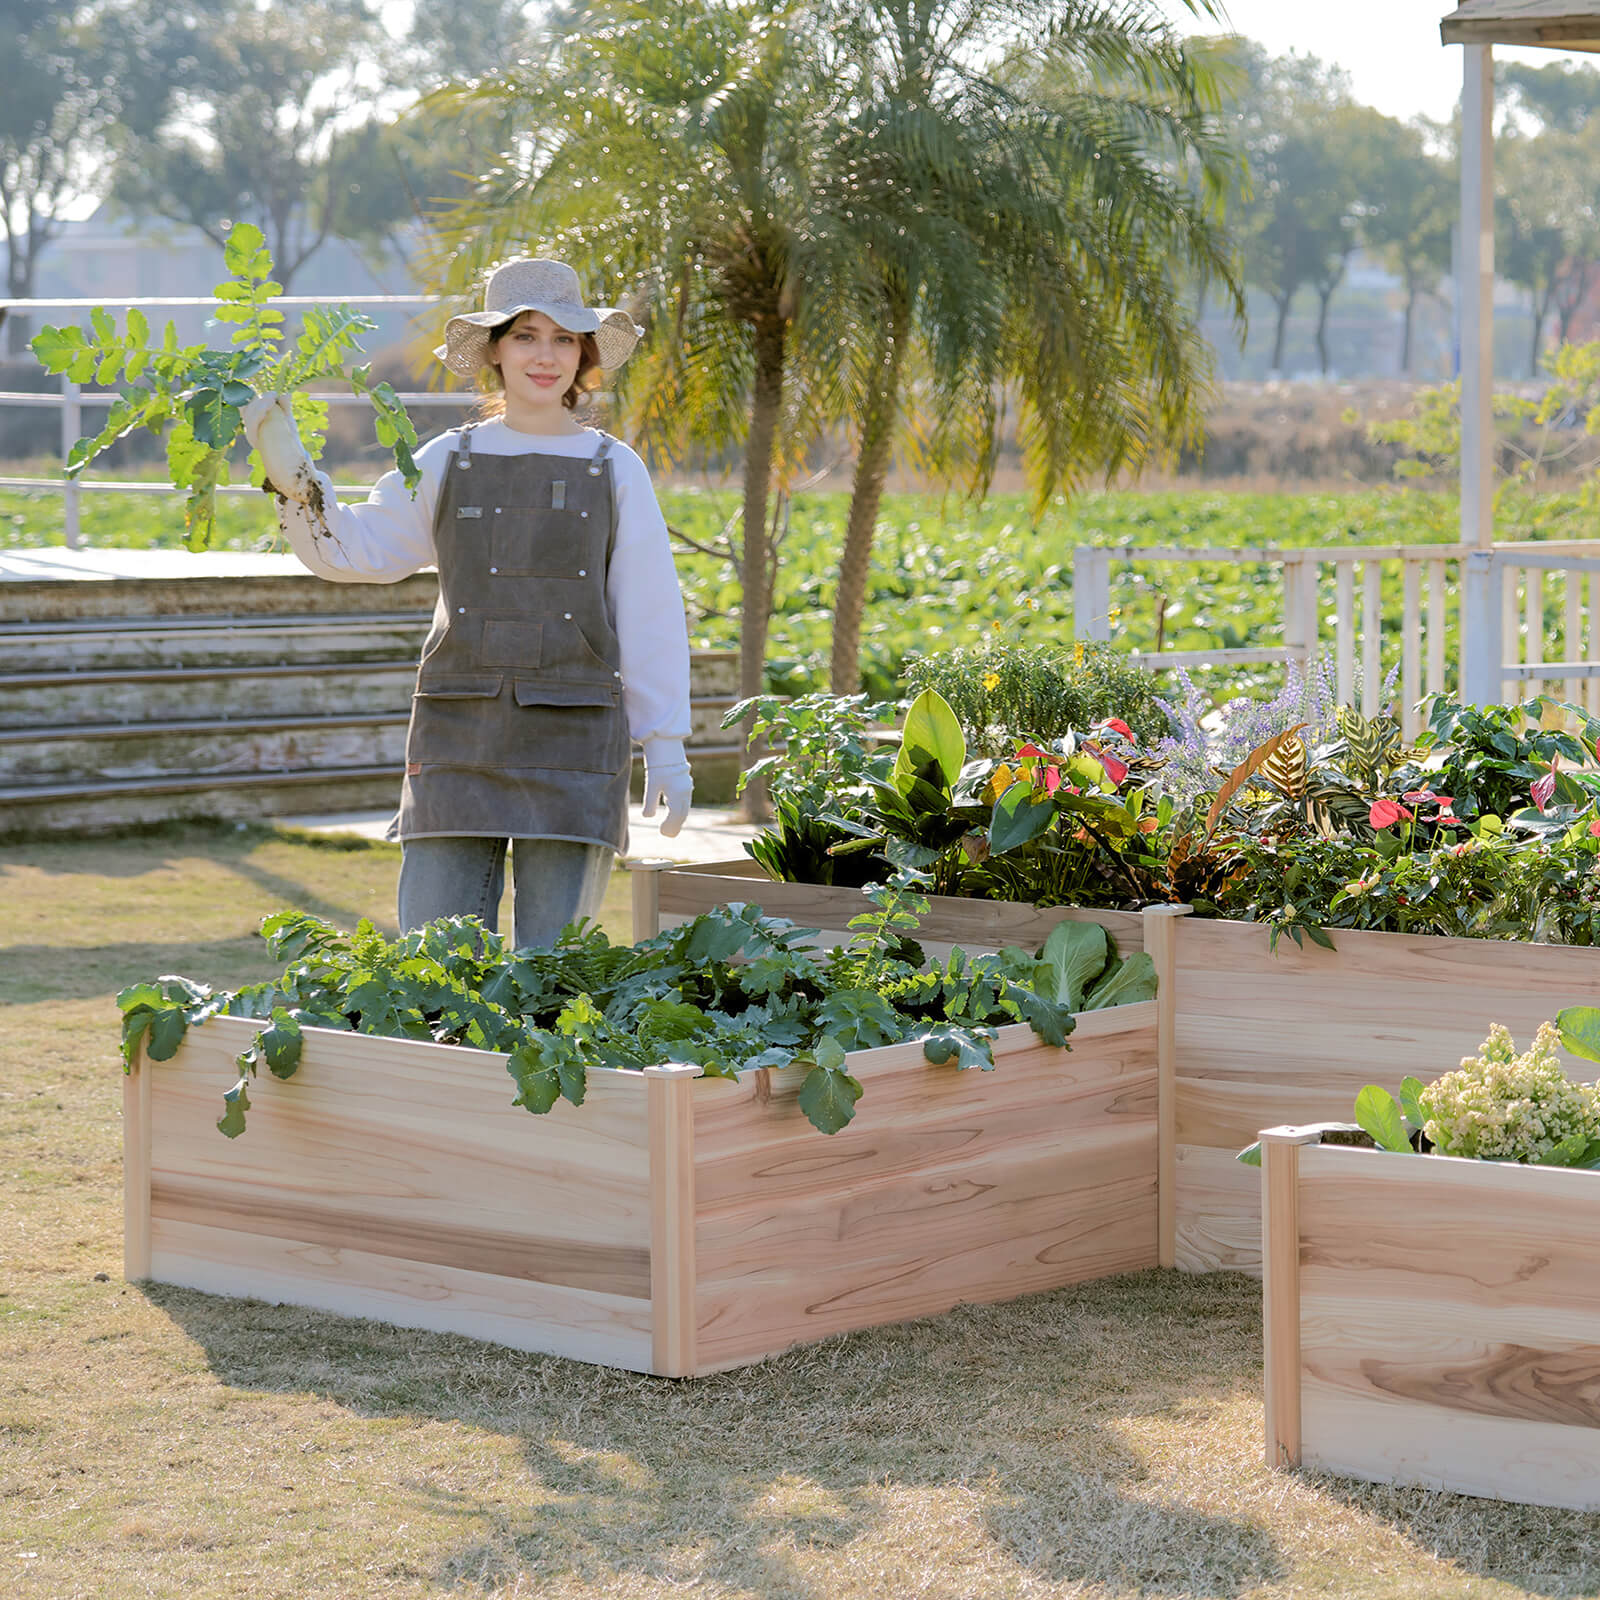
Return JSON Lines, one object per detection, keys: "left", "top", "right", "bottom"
{"left": 563, "top": 612, "right": 572, "bottom": 620}
{"left": 495, "top": 506, "right": 502, "bottom": 513}
{"left": 587, "top": 465, "right": 600, "bottom": 476}
{"left": 613, "top": 671, "right": 621, "bottom": 678}
{"left": 489, "top": 566, "right": 498, "bottom": 574}
{"left": 577, "top": 568, "right": 586, "bottom": 576}
{"left": 457, "top": 607, "right": 466, "bottom": 614}
{"left": 580, "top": 511, "right": 589, "bottom": 519}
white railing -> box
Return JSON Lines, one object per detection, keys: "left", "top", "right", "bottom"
{"left": 0, "top": 293, "right": 470, "bottom": 547}
{"left": 1075, "top": 540, "right": 1600, "bottom": 734}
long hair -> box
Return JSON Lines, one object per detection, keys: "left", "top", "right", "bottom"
{"left": 474, "top": 316, "right": 603, "bottom": 420}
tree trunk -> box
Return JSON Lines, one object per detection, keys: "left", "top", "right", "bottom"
{"left": 1270, "top": 293, "right": 1291, "bottom": 375}
{"left": 829, "top": 293, "right": 908, "bottom": 696}
{"left": 736, "top": 311, "right": 786, "bottom": 822}
{"left": 1314, "top": 288, "right": 1334, "bottom": 375}
{"left": 1400, "top": 281, "right": 1417, "bottom": 375}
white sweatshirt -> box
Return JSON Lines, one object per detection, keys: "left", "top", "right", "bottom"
{"left": 275, "top": 421, "right": 693, "bottom": 759}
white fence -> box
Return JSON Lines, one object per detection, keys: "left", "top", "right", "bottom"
{"left": 0, "top": 292, "right": 468, "bottom": 547}
{"left": 1074, "top": 541, "right": 1600, "bottom": 736}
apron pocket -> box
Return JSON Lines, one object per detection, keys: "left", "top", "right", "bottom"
{"left": 414, "top": 673, "right": 503, "bottom": 698}
{"left": 513, "top": 679, "right": 618, "bottom": 708}
{"left": 481, "top": 619, "right": 543, "bottom": 667}
{"left": 408, "top": 675, "right": 504, "bottom": 766}
{"left": 513, "top": 678, "right": 629, "bottom": 772}
{"left": 543, "top": 615, "right": 617, "bottom": 677}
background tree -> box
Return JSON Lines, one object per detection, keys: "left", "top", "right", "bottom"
{"left": 821, "top": 0, "right": 1243, "bottom": 693}
{"left": 1228, "top": 46, "right": 1357, "bottom": 375}
{"left": 109, "top": 0, "right": 404, "bottom": 290}
{"left": 1495, "top": 60, "right": 1600, "bottom": 376}
{"left": 1343, "top": 111, "right": 1452, "bottom": 374}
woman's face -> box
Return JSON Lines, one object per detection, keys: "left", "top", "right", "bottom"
{"left": 491, "top": 311, "right": 583, "bottom": 410}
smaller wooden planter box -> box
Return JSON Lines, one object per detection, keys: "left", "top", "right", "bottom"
{"left": 126, "top": 1005, "right": 1158, "bottom": 1376}
{"left": 1259, "top": 1127, "right": 1600, "bottom": 1510}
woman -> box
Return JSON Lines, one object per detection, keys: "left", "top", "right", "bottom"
{"left": 242, "top": 258, "right": 692, "bottom": 948}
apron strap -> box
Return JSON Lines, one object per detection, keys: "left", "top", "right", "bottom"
{"left": 587, "top": 431, "right": 616, "bottom": 477}
{"left": 456, "top": 422, "right": 476, "bottom": 470}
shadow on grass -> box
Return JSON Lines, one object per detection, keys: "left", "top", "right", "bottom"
{"left": 147, "top": 1270, "right": 1288, "bottom": 1599}
{"left": 1311, "top": 1475, "right": 1600, "bottom": 1599}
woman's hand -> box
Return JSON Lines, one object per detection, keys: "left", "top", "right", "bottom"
{"left": 641, "top": 739, "right": 693, "bottom": 838}
{"left": 240, "top": 392, "right": 318, "bottom": 505}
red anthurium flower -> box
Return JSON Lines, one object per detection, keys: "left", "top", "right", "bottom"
{"left": 1588, "top": 820, "right": 1600, "bottom": 838}
{"left": 1531, "top": 773, "right": 1557, "bottom": 812}
{"left": 1015, "top": 743, "right": 1049, "bottom": 761}
{"left": 1043, "top": 766, "right": 1062, "bottom": 796}
{"left": 1402, "top": 788, "right": 1436, "bottom": 803}
{"left": 1098, "top": 751, "right": 1130, "bottom": 785}
{"left": 1097, "top": 717, "right": 1135, "bottom": 741}
{"left": 1369, "top": 799, "right": 1412, "bottom": 829}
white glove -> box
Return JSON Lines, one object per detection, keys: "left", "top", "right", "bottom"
{"left": 240, "top": 392, "right": 317, "bottom": 506}
{"left": 641, "top": 738, "right": 693, "bottom": 839}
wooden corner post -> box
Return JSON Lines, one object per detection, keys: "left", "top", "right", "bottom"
{"left": 1259, "top": 1125, "right": 1321, "bottom": 1470}
{"left": 627, "top": 858, "right": 674, "bottom": 942}
{"left": 644, "top": 1063, "right": 701, "bottom": 1377}
{"left": 123, "top": 1048, "right": 152, "bottom": 1281}
{"left": 1143, "top": 904, "right": 1191, "bottom": 1270}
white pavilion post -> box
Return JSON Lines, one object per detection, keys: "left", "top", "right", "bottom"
{"left": 1458, "top": 42, "right": 1502, "bottom": 706}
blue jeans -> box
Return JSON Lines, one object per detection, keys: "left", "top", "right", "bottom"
{"left": 397, "top": 836, "right": 613, "bottom": 950}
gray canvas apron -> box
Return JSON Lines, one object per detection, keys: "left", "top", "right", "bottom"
{"left": 394, "top": 427, "right": 631, "bottom": 849}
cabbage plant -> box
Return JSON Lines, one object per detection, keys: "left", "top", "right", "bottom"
{"left": 30, "top": 223, "right": 420, "bottom": 550}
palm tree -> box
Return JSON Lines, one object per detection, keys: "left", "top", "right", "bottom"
{"left": 423, "top": 0, "right": 858, "bottom": 764}
{"left": 819, "top": 0, "right": 1245, "bottom": 693}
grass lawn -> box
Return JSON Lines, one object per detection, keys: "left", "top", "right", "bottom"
{"left": 5, "top": 823, "right": 1600, "bottom": 1599}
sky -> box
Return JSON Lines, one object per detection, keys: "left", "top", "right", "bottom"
{"left": 1157, "top": 0, "right": 1563, "bottom": 123}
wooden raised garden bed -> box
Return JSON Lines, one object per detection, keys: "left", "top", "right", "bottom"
{"left": 1258, "top": 1126, "right": 1600, "bottom": 1510}
{"left": 638, "top": 860, "right": 1600, "bottom": 1276}
{"left": 126, "top": 1005, "right": 1159, "bottom": 1376}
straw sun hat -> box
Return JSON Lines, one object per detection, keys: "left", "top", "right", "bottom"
{"left": 434, "top": 258, "right": 644, "bottom": 377}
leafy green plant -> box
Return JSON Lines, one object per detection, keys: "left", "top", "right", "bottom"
{"left": 115, "top": 893, "right": 1164, "bottom": 1139}
{"left": 723, "top": 691, "right": 894, "bottom": 885}
{"left": 902, "top": 641, "right": 1169, "bottom": 754}
{"left": 30, "top": 222, "right": 420, "bottom": 550}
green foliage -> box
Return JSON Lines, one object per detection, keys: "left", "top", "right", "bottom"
{"left": 31, "top": 224, "right": 421, "bottom": 550}
{"left": 902, "top": 642, "right": 1169, "bottom": 754}
{"left": 724, "top": 691, "right": 895, "bottom": 886}
{"left": 114, "top": 890, "right": 1157, "bottom": 1138}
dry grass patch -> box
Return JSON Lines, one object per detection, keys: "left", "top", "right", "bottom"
{"left": 3, "top": 823, "right": 1600, "bottom": 1599}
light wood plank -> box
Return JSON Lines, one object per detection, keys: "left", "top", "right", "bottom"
{"left": 1145, "top": 905, "right": 1189, "bottom": 1268}
{"left": 690, "top": 1015, "right": 1158, "bottom": 1369}
{"left": 656, "top": 866, "right": 1148, "bottom": 957}
{"left": 1302, "top": 1379, "right": 1600, "bottom": 1510}
{"left": 123, "top": 1050, "right": 151, "bottom": 1281}
{"left": 1261, "top": 1129, "right": 1321, "bottom": 1471}
{"left": 645, "top": 1063, "right": 700, "bottom": 1377}
{"left": 1173, "top": 1144, "right": 1264, "bottom": 1276}
{"left": 149, "top": 1216, "right": 654, "bottom": 1372}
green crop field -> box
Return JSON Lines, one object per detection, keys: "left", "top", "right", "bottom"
{"left": 6, "top": 476, "right": 1594, "bottom": 701}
